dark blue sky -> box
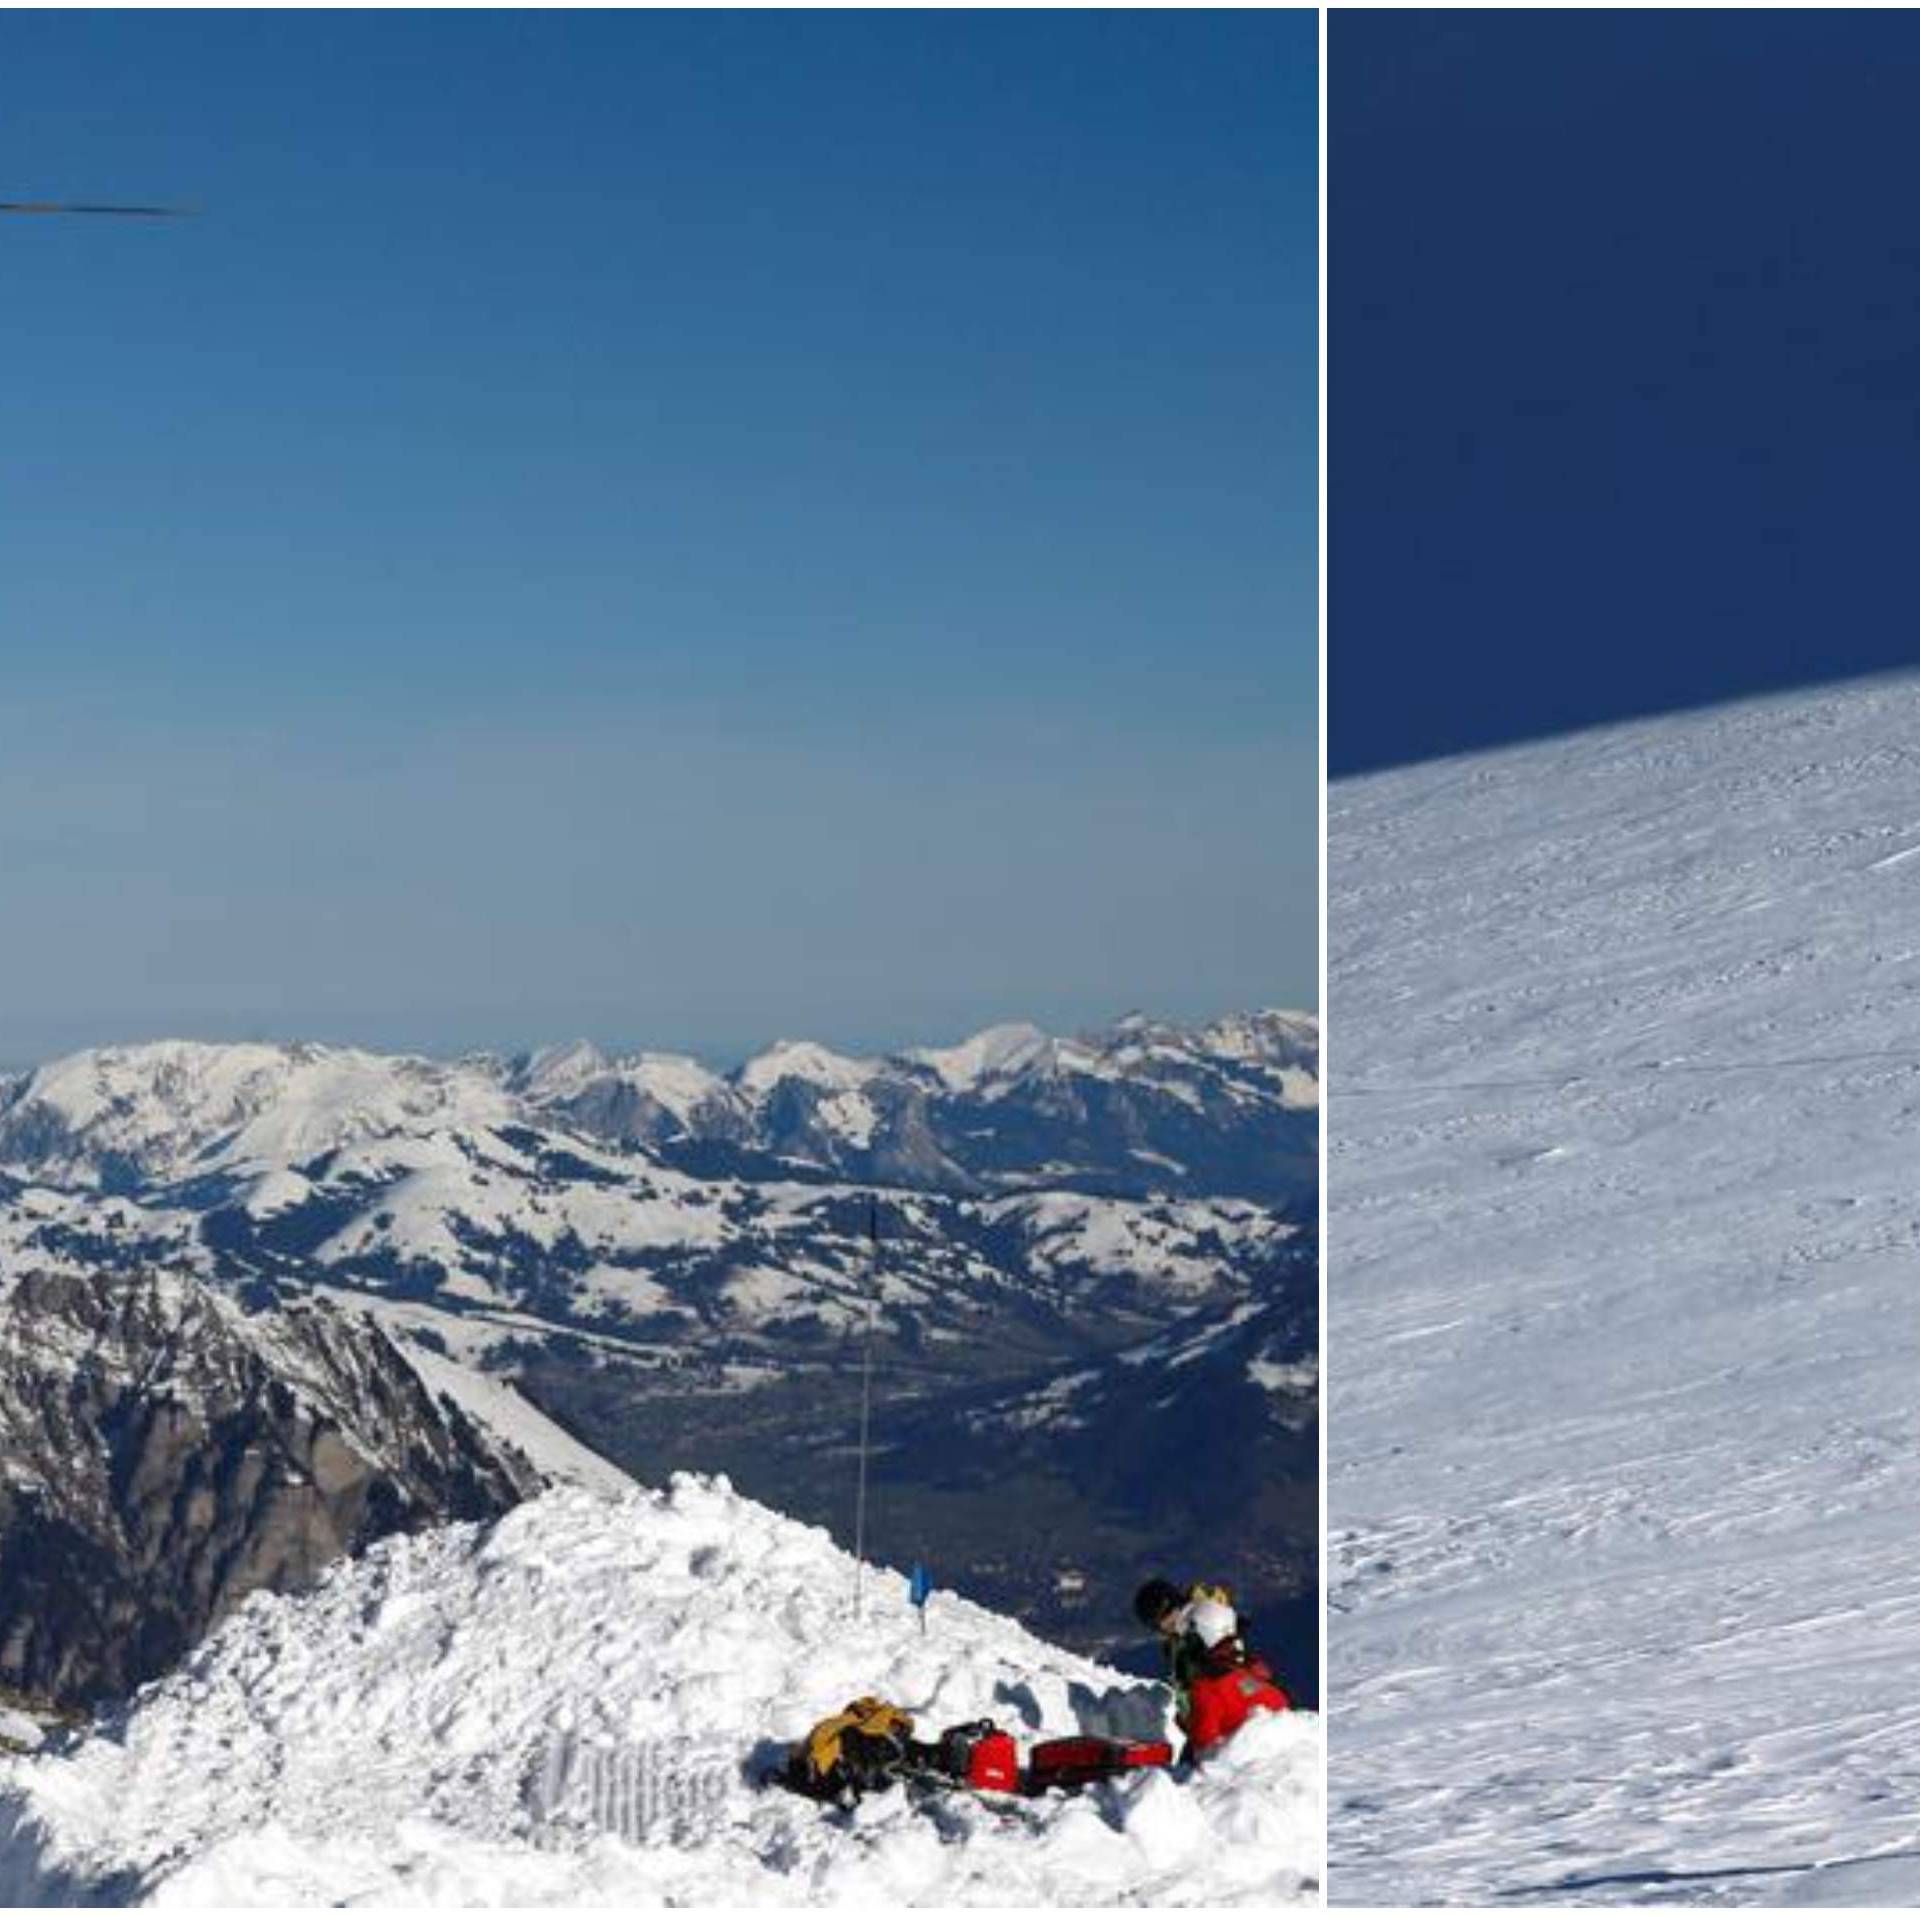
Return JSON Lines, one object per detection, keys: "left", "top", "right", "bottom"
{"left": 1333, "top": 11, "right": 1920, "bottom": 776}
{"left": 2, "top": 11, "right": 1316, "bottom": 1064}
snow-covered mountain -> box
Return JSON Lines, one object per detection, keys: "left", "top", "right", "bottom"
{"left": 528, "top": 1010, "right": 1317, "bottom": 1202}
{"left": 0, "top": 1477, "right": 1323, "bottom": 1906}
{"left": 0, "top": 1008, "right": 1316, "bottom": 1206}
{"left": 1330, "top": 674, "right": 1920, "bottom": 1905}
{"left": 0, "top": 1007, "right": 1315, "bottom": 1712}
{"left": 0, "top": 1041, "right": 514, "bottom": 1193}
{"left": 0, "top": 1125, "right": 1295, "bottom": 1372}
{"left": 0, "top": 1269, "right": 562, "bottom": 1708}
{"left": 0, "top": 1015, "right": 1309, "bottom": 1393}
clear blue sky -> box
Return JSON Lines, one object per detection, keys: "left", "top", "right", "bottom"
{"left": 2, "top": 10, "right": 1317, "bottom": 1066}
{"left": 1334, "top": 11, "right": 1920, "bottom": 776}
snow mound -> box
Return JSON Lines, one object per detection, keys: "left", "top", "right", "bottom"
{"left": 0, "top": 1478, "right": 1319, "bottom": 1907}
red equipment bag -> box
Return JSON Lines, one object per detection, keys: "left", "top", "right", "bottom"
{"left": 936, "top": 1721, "right": 1021, "bottom": 1793}
{"left": 966, "top": 1729, "right": 1020, "bottom": 1792}
{"left": 1024, "top": 1735, "right": 1174, "bottom": 1793}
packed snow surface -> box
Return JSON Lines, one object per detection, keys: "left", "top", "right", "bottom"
{"left": 1331, "top": 674, "right": 1920, "bottom": 1904}
{"left": 0, "top": 1478, "right": 1320, "bottom": 1907}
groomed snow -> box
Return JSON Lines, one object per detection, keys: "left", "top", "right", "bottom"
{"left": 0, "top": 1478, "right": 1320, "bottom": 1907}
{"left": 1331, "top": 675, "right": 1920, "bottom": 1905}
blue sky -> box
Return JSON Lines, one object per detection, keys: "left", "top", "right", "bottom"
{"left": 2, "top": 10, "right": 1317, "bottom": 1064}
{"left": 1334, "top": 11, "right": 1920, "bottom": 776}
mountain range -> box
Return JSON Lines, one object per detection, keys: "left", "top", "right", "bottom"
{"left": 0, "top": 1008, "right": 1315, "bottom": 1204}
{"left": 0, "top": 1008, "right": 1316, "bottom": 1706}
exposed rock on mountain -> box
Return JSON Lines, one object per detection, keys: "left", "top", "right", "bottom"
{"left": 0, "top": 1270, "right": 541, "bottom": 1708}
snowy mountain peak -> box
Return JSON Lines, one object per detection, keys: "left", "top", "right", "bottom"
{"left": 616, "top": 1050, "right": 732, "bottom": 1113}
{"left": 736, "top": 1039, "right": 877, "bottom": 1099}
{"left": 515, "top": 1039, "right": 610, "bottom": 1098}
{"left": 909, "top": 1021, "right": 1056, "bottom": 1091}
{"left": 0, "top": 1040, "right": 513, "bottom": 1189}
{"left": 1200, "top": 1008, "right": 1319, "bottom": 1063}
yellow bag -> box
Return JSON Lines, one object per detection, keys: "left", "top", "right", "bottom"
{"left": 802, "top": 1696, "right": 915, "bottom": 1781}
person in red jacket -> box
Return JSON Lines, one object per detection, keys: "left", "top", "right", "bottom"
{"left": 1134, "top": 1578, "right": 1291, "bottom": 1760}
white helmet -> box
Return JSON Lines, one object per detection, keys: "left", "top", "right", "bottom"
{"left": 1187, "top": 1597, "right": 1238, "bottom": 1649}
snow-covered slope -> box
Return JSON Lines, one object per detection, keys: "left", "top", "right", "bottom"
{"left": 0, "top": 1477, "right": 1321, "bottom": 1907}
{"left": 1330, "top": 674, "right": 1920, "bottom": 1905}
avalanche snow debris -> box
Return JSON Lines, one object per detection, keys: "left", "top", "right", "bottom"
{"left": 0, "top": 1477, "right": 1320, "bottom": 1907}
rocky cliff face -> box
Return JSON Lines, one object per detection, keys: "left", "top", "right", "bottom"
{"left": 0, "top": 1270, "right": 540, "bottom": 1708}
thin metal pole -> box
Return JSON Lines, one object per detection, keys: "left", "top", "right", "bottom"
{"left": 1, "top": 201, "right": 193, "bottom": 217}
{"left": 853, "top": 1198, "right": 879, "bottom": 1619}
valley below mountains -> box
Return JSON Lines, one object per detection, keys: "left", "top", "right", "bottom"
{"left": 0, "top": 1009, "right": 1317, "bottom": 1711}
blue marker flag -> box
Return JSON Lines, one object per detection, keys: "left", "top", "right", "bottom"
{"left": 909, "top": 1564, "right": 933, "bottom": 1609}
